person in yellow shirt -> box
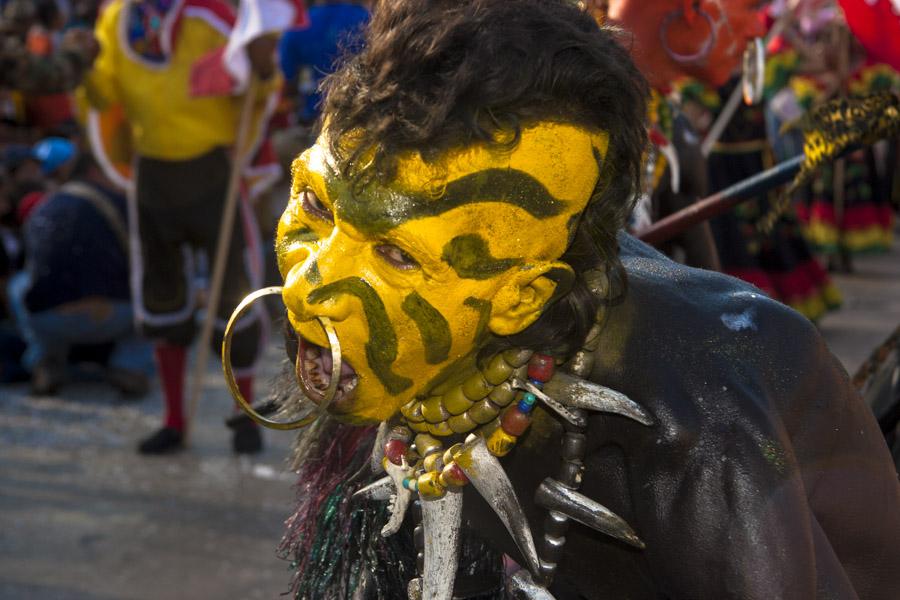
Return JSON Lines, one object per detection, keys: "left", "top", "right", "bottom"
{"left": 80, "top": 0, "right": 279, "bottom": 454}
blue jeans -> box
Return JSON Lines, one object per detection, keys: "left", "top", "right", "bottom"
{"left": 7, "top": 271, "right": 153, "bottom": 374}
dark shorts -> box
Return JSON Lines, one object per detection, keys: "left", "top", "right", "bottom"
{"left": 130, "top": 147, "right": 263, "bottom": 370}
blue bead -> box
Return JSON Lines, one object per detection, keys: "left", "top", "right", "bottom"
{"left": 522, "top": 392, "right": 536, "bottom": 405}
{"left": 529, "top": 378, "right": 543, "bottom": 389}
{"left": 518, "top": 400, "right": 534, "bottom": 413}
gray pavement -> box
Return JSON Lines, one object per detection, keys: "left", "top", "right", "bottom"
{"left": 1, "top": 342, "right": 299, "bottom": 600}
{"left": 1, "top": 236, "right": 897, "bottom": 600}
{"left": 819, "top": 236, "right": 900, "bottom": 375}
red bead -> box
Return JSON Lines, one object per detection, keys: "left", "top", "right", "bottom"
{"left": 384, "top": 439, "right": 408, "bottom": 465}
{"left": 527, "top": 354, "right": 554, "bottom": 382}
{"left": 500, "top": 407, "right": 532, "bottom": 436}
{"left": 440, "top": 462, "right": 469, "bottom": 487}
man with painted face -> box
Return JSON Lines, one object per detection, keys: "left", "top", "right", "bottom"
{"left": 260, "top": 1, "right": 900, "bottom": 598}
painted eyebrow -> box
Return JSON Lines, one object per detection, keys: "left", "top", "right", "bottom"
{"left": 327, "top": 168, "right": 567, "bottom": 236}
{"left": 442, "top": 233, "right": 523, "bottom": 280}
{"left": 439, "top": 168, "right": 566, "bottom": 217}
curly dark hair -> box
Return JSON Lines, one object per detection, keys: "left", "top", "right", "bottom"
{"left": 320, "top": 0, "right": 649, "bottom": 358}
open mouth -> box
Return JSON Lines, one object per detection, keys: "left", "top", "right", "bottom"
{"left": 294, "top": 331, "right": 359, "bottom": 409}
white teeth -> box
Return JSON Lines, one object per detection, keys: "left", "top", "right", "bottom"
{"left": 296, "top": 335, "right": 359, "bottom": 404}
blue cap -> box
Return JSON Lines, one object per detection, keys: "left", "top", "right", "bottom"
{"left": 32, "top": 137, "right": 77, "bottom": 175}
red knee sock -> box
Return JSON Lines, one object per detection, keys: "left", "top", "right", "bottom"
{"left": 155, "top": 343, "right": 187, "bottom": 431}
{"left": 236, "top": 376, "right": 255, "bottom": 424}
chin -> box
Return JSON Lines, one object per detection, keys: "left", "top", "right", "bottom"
{"left": 324, "top": 381, "right": 389, "bottom": 421}
{"left": 326, "top": 405, "right": 383, "bottom": 426}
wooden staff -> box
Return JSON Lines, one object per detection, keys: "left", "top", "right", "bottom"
{"left": 184, "top": 77, "right": 259, "bottom": 442}
{"left": 638, "top": 154, "right": 804, "bottom": 245}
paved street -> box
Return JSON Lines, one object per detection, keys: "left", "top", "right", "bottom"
{"left": 1, "top": 236, "right": 897, "bottom": 600}
{"left": 1, "top": 341, "right": 300, "bottom": 600}
{"left": 819, "top": 237, "right": 900, "bottom": 375}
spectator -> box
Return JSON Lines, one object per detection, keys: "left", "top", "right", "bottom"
{"left": 0, "top": 165, "right": 28, "bottom": 383}
{"left": 6, "top": 141, "right": 153, "bottom": 396}
{"left": 273, "top": 0, "right": 368, "bottom": 165}
{"left": 0, "top": 0, "right": 97, "bottom": 95}
{"left": 279, "top": 0, "right": 369, "bottom": 125}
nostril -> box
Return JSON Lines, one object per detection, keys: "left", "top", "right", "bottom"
{"left": 278, "top": 242, "right": 313, "bottom": 277}
{"left": 282, "top": 266, "right": 311, "bottom": 317}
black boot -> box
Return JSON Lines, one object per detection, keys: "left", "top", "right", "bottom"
{"left": 137, "top": 426, "right": 184, "bottom": 455}
{"left": 232, "top": 421, "right": 263, "bottom": 454}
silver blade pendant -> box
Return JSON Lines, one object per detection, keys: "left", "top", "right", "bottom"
{"left": 456, "top": 436, "right": 542, "bottom": 577}
{"left": 513, "top": 378, "right": 586, "bottom": 428}
{"left": 382, "top": 457, "right": 413, "bottom": 537}
{"left": 370, "top": 421, "right": 390, "bottom": 472}
{"left": 535, "top": 478, "right": 644, "bottom": 548}
{"left": 421, "top": 490, "right": 463, "bottom": 600}
{"left": 352, "top": 475, "right": 394, "bottom": 502}
{"left": 507, "top": 569, "right": 557, "bottom": 599}
{"left": 543, "top": 372, "right": 654, "bottom": 426}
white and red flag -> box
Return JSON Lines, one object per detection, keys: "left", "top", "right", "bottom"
{"left": 224, "top": 0, "right": 309, "bottom": 92}
{"left": 838, "top": 0, "right": 900, "bottom": 72}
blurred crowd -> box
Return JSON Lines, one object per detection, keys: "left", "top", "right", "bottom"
{"left": 0, "top": 1, "right": 139, "bottom": 392}
{"left": 673, "top": 1, "right": 900, "bottom": 321}
{"left": 0, "top": 0, "right": 897, "bottom": 453}
{"left": 0, "top": 0, "right": 371, "bottom": 455}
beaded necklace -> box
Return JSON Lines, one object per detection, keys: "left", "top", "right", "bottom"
{"left": 354, "top": 270, "right": 656, "bottom": 599}
{"left": 383, "top": 348, "right": 545, "bottom": 500}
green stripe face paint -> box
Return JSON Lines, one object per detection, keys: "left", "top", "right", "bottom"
{"left": 278, "top": 121, "right": 607, "bottom": 422}
{"left": 327, "top": 168, "right": 567, "bottom": 236}
{"left": 402, "top": 292, "right": 452, "bottom": 364}
{"left": 463, "top": 297, "right": 492, "bottom": 344}
{"left": 442, "top": 234, "right": 523, "bottom": 280}
{"left": 305, "top": 260, "right": 322, "bottom": 286}
{"left": 307, "top": 277, "right": 413, "bottom": 395}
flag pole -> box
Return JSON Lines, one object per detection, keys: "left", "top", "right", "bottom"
{"left": 638, "top": 154, "right": 804, "bottom": 246}
{"left": 184, "top": 76, "right": 259, "bottom": 443}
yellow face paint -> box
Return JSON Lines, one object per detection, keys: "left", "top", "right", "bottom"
{"left": 277, "top": 121, "right": 608, "bottom": 423}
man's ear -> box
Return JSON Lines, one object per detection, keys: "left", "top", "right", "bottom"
{"left": 487, "top": 261, "right": 575, "bottom": 337}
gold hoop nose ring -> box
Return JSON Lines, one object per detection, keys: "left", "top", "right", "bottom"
{"left": 222, "top": 286, "right": 343, "bottom": 430}
{"left": 295, "top": 310, "right": 342, "bottom": 417}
